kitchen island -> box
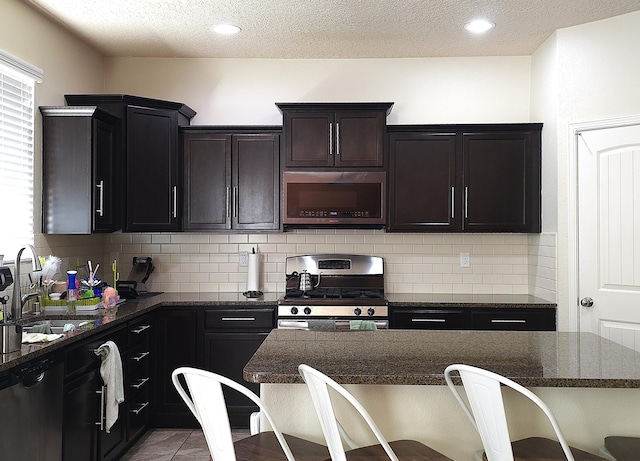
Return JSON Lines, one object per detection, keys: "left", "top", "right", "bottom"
{"left": 244, "top": 329, "right": 640, "bottom": 460}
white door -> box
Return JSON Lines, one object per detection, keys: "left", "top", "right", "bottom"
{"left": 578, "top": 123, "right": 640, "bottom": 349}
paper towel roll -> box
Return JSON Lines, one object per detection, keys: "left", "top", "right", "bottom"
{"left": 246, "top": 253, "right": 260, "bottom": 292}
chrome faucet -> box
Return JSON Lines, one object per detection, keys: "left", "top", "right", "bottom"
{"left": 11, "top": 245, "right": 42, "bottom": 321}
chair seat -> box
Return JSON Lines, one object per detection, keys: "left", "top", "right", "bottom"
{"left": 343, "top": 439, "right": 450, "bottom": 461}
{"left": 604, "top": 436, "right": 640, "bottom": 461}
{"left": 480, "top": 437, "right": 606, "bottom": 461}
{"left": 233, "top": 432, "right": 330, "bottom": 461}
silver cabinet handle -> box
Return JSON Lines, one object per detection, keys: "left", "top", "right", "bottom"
{"left": 464, "top": 186, "right": 469, "bottom": 219}
{"left": 96, "top": 180, "right": 104, "bottom": 217}
{"left": 329, "top": 122, "right": 333, "bottom": 155}
{"left": 131, "top": 324, "right": 151, "bottom": 334}
{"left": 222, "top": 317, "right": 256, "bottom": 321}
{"left": 130, "top": 401, "right": 149, "bottom": 415}
{"left": 451, "top": 187, "right": 455, "bottom": 219}
{"left": 336, "top": 122, "right": 340, "bottom": 156}
{"left": 490, "top": 319, "right": 526, "bottom": 324}
{"left": 130, "top": 377, "right": 150, "bottom": 389}
{"left": 96, "top": 385, "right": 105, "bottom": 430}
{"left": 412, "top": 318, "right": 446, "bottom": 323}
{"left": 172, "top": 186, "right": 178, "bottom": 218}
{"left": 226, "top": 187, "right": 231, "bottom": 218}
{"left": 132, "top": 351, "right": 150, "bottom": 362}
{"left": 233, "top": 186, "right": 238, "bottom": 218}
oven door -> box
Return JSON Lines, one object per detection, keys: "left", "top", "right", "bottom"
{"left": 277, "top": 318, "right": 389, "bottom": 330}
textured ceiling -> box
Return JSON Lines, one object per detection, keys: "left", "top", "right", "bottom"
{"left": 26, "top": 0, "right": 640, "bottom": 58}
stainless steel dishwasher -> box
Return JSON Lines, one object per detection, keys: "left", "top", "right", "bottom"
{"left": 0, "top": 352, "right": 64, "bottom": 461}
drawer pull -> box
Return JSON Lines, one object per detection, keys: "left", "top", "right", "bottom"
{"left": 222, "top": 317, "right": 256, "bottom": 321}
{"left": 130, "top": 377, "right": 150, "bottom": 389}
{"left": 412, "top": 318, "right": 446, "bottom": 323}
{"left": 490, "top": 319, "right": 526, "bottom": 324}
{"left": 132, "top": 351, "right": 150, "bottom": 362}
{"left": 130, "top": 401, "right": 149, "bottom": 415}
{"left": 131, "top": 324, "right": 151, "bottom": 334}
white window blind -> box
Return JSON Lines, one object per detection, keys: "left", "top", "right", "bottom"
{"left": 0, "top": 50, "right": 42, "bottom": 261}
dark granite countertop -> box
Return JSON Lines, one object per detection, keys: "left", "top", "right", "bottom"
{"left": 0, "top": 291, "right": 279, "bottom": 373}
{"left": 244, "top": 329, "right": 640, "bottom": 388}
{"left": 386, "top": 293, "right": 556, "bottom": 308}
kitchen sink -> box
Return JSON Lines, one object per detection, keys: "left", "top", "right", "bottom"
{"left": 22, "top": 319, "right": 96, "bottom": 335}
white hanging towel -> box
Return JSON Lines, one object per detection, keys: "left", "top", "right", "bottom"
{"left": 94, "top": 340, "right": 125, "bottom": 433}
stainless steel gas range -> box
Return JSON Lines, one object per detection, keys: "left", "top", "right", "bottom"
{"left": 277, "top": 254, "right": 388, "bottom": 330}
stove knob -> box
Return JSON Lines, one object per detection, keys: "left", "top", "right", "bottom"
{"left": 367, "top": 308, "right": 375, "bottom": 316}
{"left": 354, "top": 308, "right": 362, "bottom": 316}
{"left": 303, "top": 307, "right": 312, "bottom": 315}
{"left": 290, "top": 307, "right": 298, "bottom": 315}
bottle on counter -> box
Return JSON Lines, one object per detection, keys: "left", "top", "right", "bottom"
{"left": 67, "top": 270, "right": 78, "bottom": 314}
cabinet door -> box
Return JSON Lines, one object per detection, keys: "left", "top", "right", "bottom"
{"left": 463, "top": 131, "right": 541, "bottom": 232}
{"left": 388, "top": 133, "right": 457, "bottom": 231}
{"left": 334, "top": 111, "right": 386, "bottom": 167}
{"left": 126, "top": 106, "right": 179, "bottom": 232}
{"left": 183, "top": 133, "right": 231, "bottom": 230}
{"left": 233, "top": 134, "right": 280, "bottom": 230}
{"left": 63, "top": 371, "right": 99, "bottom": 461}
{"left": 153, "top": 308, "right": 199, "bottom": 427}
{"left": 283, "top": 111, "right": 334, "bottom": 167}
{"left": 93, "top": 118, "right": 118, "bottom": 232}
{"left": 202, "top": 332, "right": 270, "bottom": 428}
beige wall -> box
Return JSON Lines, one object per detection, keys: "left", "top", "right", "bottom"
{"left": 530, "top": 10, "right": 640, "bottom": 329}
{"left": 1, "top": 0, "right": 106, "bottom": 291}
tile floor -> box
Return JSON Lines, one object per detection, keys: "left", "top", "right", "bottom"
{"left": 120, "top": 428, "right": 250, "bottom": 461}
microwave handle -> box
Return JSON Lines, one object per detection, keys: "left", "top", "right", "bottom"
{"left": 336, "top": 122, "right": 340, "bottom": 156}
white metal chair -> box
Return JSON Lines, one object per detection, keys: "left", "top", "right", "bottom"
{"left": 298, "top": 364, "right": 451, "bottom": 461}
{"left": 444, "top": 364, "right": 607, "bottom": 461}
{"left": 172, "top": 367, "right": 329, "bottom": 461}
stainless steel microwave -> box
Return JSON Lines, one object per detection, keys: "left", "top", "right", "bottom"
{"left": 282, "top": 171, "right": 386, "bottom": 228}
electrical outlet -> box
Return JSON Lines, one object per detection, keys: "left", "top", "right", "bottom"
{"left": 460, "top": 253, "right": 470, "bottom": 268}
{"left": 239, "top": 252, "right": 249, "bottom": 267}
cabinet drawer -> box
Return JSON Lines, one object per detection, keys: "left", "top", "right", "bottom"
{"left": 128, "top": 316, "right": 152, "bottom": 346}
{"left": 470, "top": 308, "right": 556, "bottom": 331}
{"left": 391, "top": 309, "right": 466, "bottom": 330}
{"left": 204, "top": 308, "right": 275, "bottom": 330}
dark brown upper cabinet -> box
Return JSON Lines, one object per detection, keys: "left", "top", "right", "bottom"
{"left": 388, "top": 124, "right": 542, "bottom": 233}
{"left": 181, "top": 127, "right": 281, "bottom": 231}
{"left": 65, "top": 94, "right": 196, "bottom": 232}
{"left": 41, "top": 106, "right": 119, "bottom": 234}
{"left": 388, "top": 132, "right": 457, "bottom": 232}
{"left": 277, "top": 103, "right": 393, "bottom": 168}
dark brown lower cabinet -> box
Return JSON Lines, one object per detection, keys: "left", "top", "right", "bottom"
{"left": 152, "top": 305, "right": 275, "bottom": 429}
{"left": 390, "top": 306, "right": 556, "bottom": 331}
{"left": 63, "top": 326, "right": 128, "bottom": 461}
{"left": 153, "top": 307, "right": 200, "bottom": 428}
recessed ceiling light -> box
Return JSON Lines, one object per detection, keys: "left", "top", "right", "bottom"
{"left": 464, "top": 19, "right": 495, "bottom": 34}
{"left": 213, "top": 24, "right": 241, "bottom": 35}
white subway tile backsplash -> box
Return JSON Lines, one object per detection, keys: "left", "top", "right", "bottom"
{"left": 35, "top": 231, "right": 556, "bottom": 299}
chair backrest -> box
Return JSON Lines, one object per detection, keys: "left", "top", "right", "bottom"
{"left": 298, "top": 364, "right": 399, "bottom": 461}
{"left": 172, "top": 367, "right": 296, "bottom": 461}
{"left": 444, "top": 364, "right": 576, "bottom": 461}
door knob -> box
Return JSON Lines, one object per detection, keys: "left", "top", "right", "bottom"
{"left": 580, "top": 297, "right": 594, "bottom": 307}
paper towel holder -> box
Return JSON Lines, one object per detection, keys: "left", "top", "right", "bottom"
{"left": 243, "top": 247, "right": 263, "bottom": 298}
